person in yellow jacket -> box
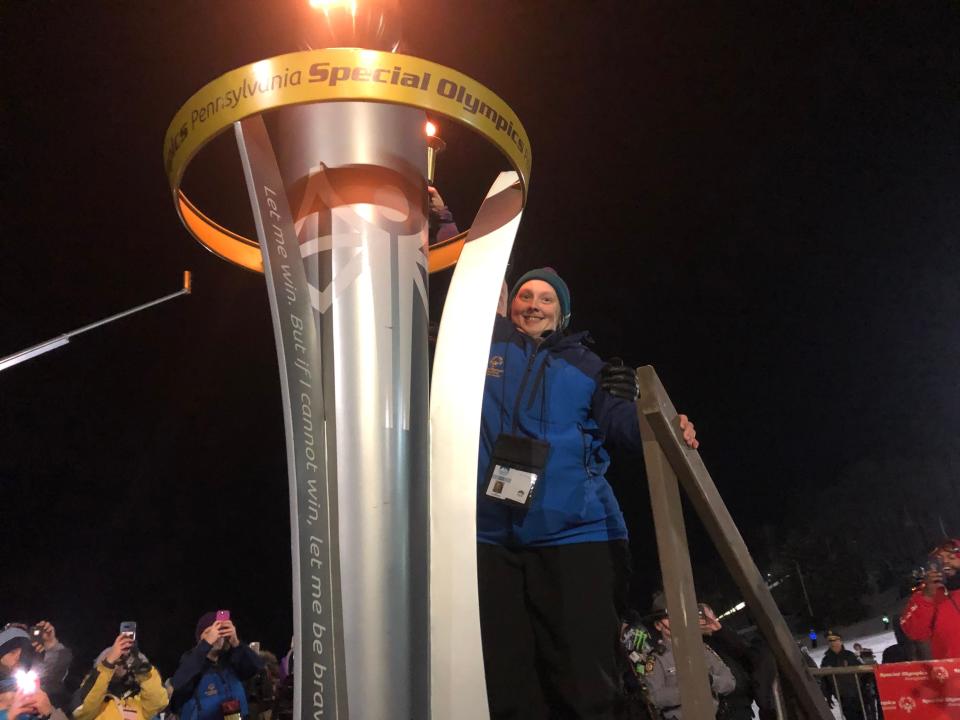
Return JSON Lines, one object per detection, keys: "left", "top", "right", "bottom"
{"left": 72, "top": 633, "right": 167, "bottom": 720}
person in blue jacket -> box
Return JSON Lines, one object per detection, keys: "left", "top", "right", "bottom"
{"left": 477, "top": 267, "right": 697, "bottom": 720}
{"left": 168, "top": 614, "right": 264, "bottom": 720}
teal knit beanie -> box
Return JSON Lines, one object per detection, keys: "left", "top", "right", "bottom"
{"left": 509, "top": 267, "right": 571, "bottom": 330}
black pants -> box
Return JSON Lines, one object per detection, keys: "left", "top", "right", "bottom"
{"left": 477, "top": 540, "right": 631, "bottom": 720}
{"left": 839, "top": 696, "right": 866, "bottom": 720}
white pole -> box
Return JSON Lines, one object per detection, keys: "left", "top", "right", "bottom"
{"left": 0, "top": 272, "right": 191, "bottom": 373}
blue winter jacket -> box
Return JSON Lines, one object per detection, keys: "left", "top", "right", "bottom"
{"left": 477, "top": 315, "right": 643, "bottom": 546}
{"left": 169, "top": 642, "right": 264, "bottom": 720}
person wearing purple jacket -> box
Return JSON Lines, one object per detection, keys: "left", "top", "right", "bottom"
{"left": 427, "top": 185, "right": 458, "bottom": 245}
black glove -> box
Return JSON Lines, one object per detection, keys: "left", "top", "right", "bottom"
{"left": 600, "top": 357, "right": 638, "bottom": 401}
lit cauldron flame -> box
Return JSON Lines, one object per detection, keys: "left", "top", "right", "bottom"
{"left": 306, "top": 0, "right": 402, "bottom": 52}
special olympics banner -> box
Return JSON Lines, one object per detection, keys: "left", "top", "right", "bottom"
{"left": 875, "top": 660, "right": 960, "bottom": 719}
{"left": 235, "top": 116, "right": 347, "bottom": 719}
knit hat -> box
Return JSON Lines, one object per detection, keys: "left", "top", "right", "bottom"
{"left": 509, "top": 267, "right": 571, "bottom": 330}
{"left": 0, "top": 627, "right": 32, "bottom": 657}
{"left": 931, "top": 538, "right": 960, "bottom": 555}
{"left": 196, "top": 612, "right": 218, "bottom": 642}
{"left": 0, "top": 627, "right": 36, "bottom": 686}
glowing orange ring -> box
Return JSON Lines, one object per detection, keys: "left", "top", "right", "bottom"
{"left": 164, "top": 48, "right": 531, "bottom": 273}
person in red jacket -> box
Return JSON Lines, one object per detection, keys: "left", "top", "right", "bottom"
{"left": 901, "top": 538, "right": 960, "bottom": 659}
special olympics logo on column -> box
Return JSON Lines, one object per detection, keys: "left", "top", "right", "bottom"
{"left": 290, "top": 163, "right": 427, "bottom": 316}
{"left": 898, "top": 696, "right": 916, "bottom": 713}
{"left": 932, "top": 665, "right": 949, "bottom": 683}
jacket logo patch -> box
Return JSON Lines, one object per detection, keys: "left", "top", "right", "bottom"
{"left": 486, "top": 355, "right": 504, "bottom": 378}
{"left": 205, "top": 683, "right": 218, "bottom": 697}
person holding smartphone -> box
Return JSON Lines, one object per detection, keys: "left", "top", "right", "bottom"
{"left": 0, "top": 686, "right": 53, "bottom": 720}
{"left": 168, "top": 612, "right": 264, "bottom": 720}
{"left": 0, "top": 627, "right": 53, "bottom": 720}
{"left": 71, "top": 629, "right": 167, "bottom": 720}
{"left": 0, "top": 622, "right": 71, "bottom": 714}
{"left": 29, "top": 622, "right": 71, "bottom": 712}
{"left": 901, "top": 538, "right": 960, "bottom": 659}
{"left": 1, "top": 628, "right": 36, "bottom": 681}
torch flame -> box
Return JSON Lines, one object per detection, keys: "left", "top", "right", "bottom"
{"left": 308, "top": 0, "right": 357, "bottom": 10}
{"left": 304, "top": 0, "right": 400, "bottom": 52}
{"left": 425, "top": 121, "right": 437, "bottom": 137}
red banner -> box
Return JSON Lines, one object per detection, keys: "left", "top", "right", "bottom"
{"left": 875, "top": 659, "right": 960, "bottom": 719}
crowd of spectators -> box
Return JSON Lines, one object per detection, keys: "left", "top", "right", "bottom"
{"left": 4, "top": 192, "right": 956, "bottom": 720}
{"left": 619, "top": 596, "right": 797, "bottom": 720}
{"left": 613, "top": 536, "right": 960, "bottom": 720}
{"left": 7, "top": 593, "right": 956, "bottom": 720}
{"left": 0, "top": 615, "right": 283, "bottom": 720}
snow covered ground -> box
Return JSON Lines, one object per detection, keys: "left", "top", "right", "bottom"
{"left": 741, "top": 628, "right": 899, "bottom": 720}
{"left": 804, "top": 629, "right": 897, "bottom": 720}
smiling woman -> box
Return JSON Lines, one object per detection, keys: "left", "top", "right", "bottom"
{"left": 508, "top": 268, "right": 571, "bottom": 338}
{"left": 474, "top": 265, "right": 697, "bottom": 718}
{"left": 6, "top": 3, "right": 960, "bottom": 720}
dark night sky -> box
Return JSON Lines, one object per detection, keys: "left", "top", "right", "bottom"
{"left": 2, "top": 1, "right": 959, "bottom": 679}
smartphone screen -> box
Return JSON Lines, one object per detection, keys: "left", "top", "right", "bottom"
{"left": 120, "top": 621, "right": 137, "bottom": 640}
{"left": 15, "top": 670, "right": 38, "bottom": 694}
{"left": 216, "top": 610, "right": 231, "bottom": 622}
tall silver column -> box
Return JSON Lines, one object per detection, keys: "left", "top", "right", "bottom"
{"left": 274, "top": 102, "right": 430, "bottom": 719}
